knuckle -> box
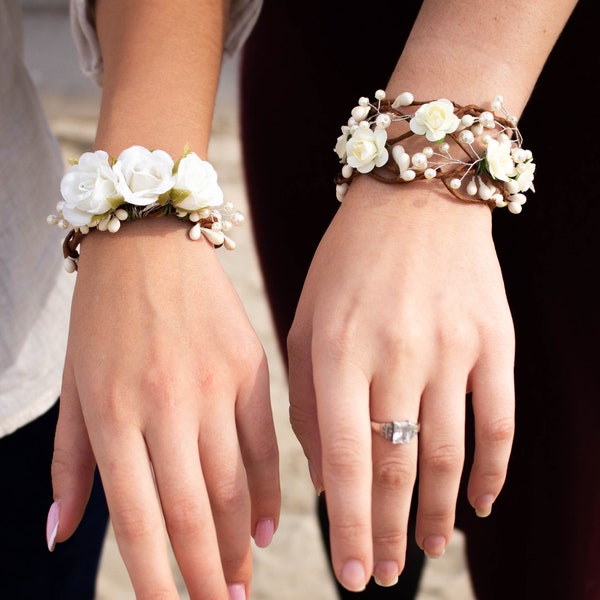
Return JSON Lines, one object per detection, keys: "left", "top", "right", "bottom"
{"left": 435, "top": 320, "right": 477, "bottom": 354}
{"left": 480, "top": 416, "right": 515, "bottom": 445}
{"left": 373, "top": 528, "right": 407, "bottom": 551}
{"left": 111, "top": 506, "right": 155, "bottom": 541}
{"left": 289, "top": 404, "right": 317, "bottom": 444}
{"left": 420, "top": 444, "right": 463, "bottom": 476}
{"left": 323, "top": 435, "right": 365, "bottom": 483}
{"left": 209, "top": 479, "right": 247, "bottom": 517}
{"left": 419, "top": 506, "right": 454, "bottom": 530}
{"left": 163, "top": 496, "right": 207, "bottom": 537}
{"left": 373, "top": 458, "right": 416, "bottom": 493}
{"left": 330, "top": 517, "right": 370, "bottom": 546}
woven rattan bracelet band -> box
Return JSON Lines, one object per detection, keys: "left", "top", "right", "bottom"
{"left": 333, "top": 91, "right": 535, "bottom": 213}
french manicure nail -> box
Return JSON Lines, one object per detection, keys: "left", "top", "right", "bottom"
{"left": 227, "top": 583, "right": 246, "bottom": 600}
{"left": 340, "top": 559, "right": 367, "bottom": 592}
{"left": 254, "top": 518, "right": 274, "bottom": 548}
{"left": 423, "top": 535, "right": 446, "bottom": 559}
{"left": 46, "top": 501, "right": 60, "bottom": 552}
{"left": 475, "top": 494, "right": 494, "bottom": 518}
{"left": 373, "top": 560, "right": 399, "bottom": 587}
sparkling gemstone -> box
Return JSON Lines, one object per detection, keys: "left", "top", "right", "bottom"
{"left": 383, "top": 421, "right": 419, "bottom": 444}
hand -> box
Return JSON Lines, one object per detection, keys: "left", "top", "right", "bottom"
{"left": 288, "top": 176, "right": 514, "bottom": 591}
{"left": 50, "top": 218, "right": 280, "bottom": 599}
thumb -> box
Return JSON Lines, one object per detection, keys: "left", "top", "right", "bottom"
{"left": 288, "top": 345, "right": 323, "bottom": 495}
{"left": 47, "top": 367, "right": 97, "bottom": 551}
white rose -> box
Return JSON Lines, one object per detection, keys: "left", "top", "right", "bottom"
{"left": 334, "top": 125, "right": 351, "bottom": 161}
{"left": 515, "top": 159, "right": 536, "bottom": 192}
{"left": 172, "top": 152, "right": 223, "bottom": 211}
{"left": 60, "top": 150, "right": 120, "bottom": 226}
{"left": 485, "top": 138, "right": 517, "bottom": 182}
{"left": 409, "top": 99, "right": 460, "bottom": 142}
{"left": 113, "top": 146, "right": 176, "bottom": 206}
{"left": 345, "top": 127, "right": 389, "bottom": 173}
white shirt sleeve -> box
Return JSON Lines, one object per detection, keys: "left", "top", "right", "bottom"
{"left": 69, "top": 0, "right": 263, "bottom": 85}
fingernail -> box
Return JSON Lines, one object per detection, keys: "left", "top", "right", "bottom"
{"left": 475, "top": 494, "right": 494, "bottom": 518}
{"left": 373, "top": 560, "right": 399, "bottom": 587}
{"left": 308, "top": 461, "right": 324, "bottom": 496}
{"left": 340, "top": 559, "right": 367, "bottom": 592}
{"left": 227, "top": 584, "right": 246, "bottom": 600}
{"left": 423, "top": 535, "right": 446, "bottom": 559}
{"left": 254, "top": 518, "right": 274, "bottom": 548}
{"left": 46, "top": 501, "right": 60, "bottom": 552}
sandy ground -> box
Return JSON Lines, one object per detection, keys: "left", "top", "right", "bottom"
{"left": 22, "top": 6, "right": 476, "bottom": 599}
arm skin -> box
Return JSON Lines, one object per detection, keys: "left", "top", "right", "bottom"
{"left": 49, "top": 2, "right": 280, "bottom": 598}
{"left": 287, "top": 0, "right": 578, "bottom": 592}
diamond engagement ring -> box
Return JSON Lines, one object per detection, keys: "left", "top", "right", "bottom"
{"left": 371, "top": 420, "right": 420, "bottom": 444}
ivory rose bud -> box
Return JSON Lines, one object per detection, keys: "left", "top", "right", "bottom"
{"left": 172, "top": 152, "right": 223, "bottom": 211}
{"left": 345, "top": 127, "right": 389, "bottom": 173}
{"left": 409, "top": 99, "right": 460, "bottom": 142}
{"left": 113, "top": 145, "right": 176, "bottom": 206}
{"left": 485, "top": 138, "right": 517, "bottom": 182}
{"left": 60, "top": 150, "right": 120, "bottom": 226}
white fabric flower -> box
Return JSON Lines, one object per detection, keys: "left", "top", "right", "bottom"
{"left": 515, "top": 159, "right": 536, "bottom": 192}
{"left": 409, "top": 99, "right": 460, "bottom": 142}
{"left": 113, "top": 146, "right": 176, "bottom": 206}
{"left": 345, "top": 128, "right": 389, "bottom": 173}
{"left": 335, "top": 125, "right": 351, "bottom": 161}
{"left": 172, "top": 152, "right": 223, "bottom": 211}
{"left": 60, "top": 150, "right": 120, "bottom": 226}
{"left": 485, "top": 138, "right": 517, "bottom": 182}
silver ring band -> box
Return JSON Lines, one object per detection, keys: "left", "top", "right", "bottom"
{"left": 371, "top": 420, "right": 420, "bottom": 444}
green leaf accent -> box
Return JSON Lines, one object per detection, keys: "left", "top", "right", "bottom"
{"left": 173, "top": 145, "right": 191, "bottom": 174}
{"left": 107, "top": 196, "right": 125, "bottom": 210}
{"left": 169, "top": 188, "right": 191, "bottom": 206}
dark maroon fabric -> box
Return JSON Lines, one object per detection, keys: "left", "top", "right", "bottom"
{"left": 240, "top": 2, "right": 600, "bottom": 598}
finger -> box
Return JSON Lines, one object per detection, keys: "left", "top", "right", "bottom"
{"left": 416, "top": 375, "right": 466, "bottom": 559}
{"left": 236, "top": 356, "right": 281, "bottom": 548}
{"left": 48, "top": 365, "right": 97, "bottom": 550}
{"left": 198, "top": 402, "right": 254, "bottom": 594}
{"left": 369, "top": 373, "right": 421, "bottom": 587}
{"left": 90, "top": 420, "right": 179, "bottom": 598}
{"left": 467, "top": 349, "right": 515, "bottom": 518}
{"left": 313, "top": 358, "right": 372, "bottom": 593}
{"left": 146, "top": 410, "right": 234, "bottom": 599}
{"left": 288, "top": 322, "right": 323, "bottom": 494}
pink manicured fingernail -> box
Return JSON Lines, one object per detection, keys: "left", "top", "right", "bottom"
{"left": 254, "top": 518, "right": 274, "bottom": 548}
{"left": 340, "top": 559, "right": 367, "bottom": 592}
{"left": 46, "top": 501, "right": 60, "bottom": 552}
{"left": 373, "top": 560, "right": 399, "bottom": 587}
{"left": 423, "top": 535, "right": 446, "bottom": 559}
{"left": 475, "top": 494, "right": 494, "bottom": 518}
{"left": 227, "top": 583, "right": 246, "bottom": 600}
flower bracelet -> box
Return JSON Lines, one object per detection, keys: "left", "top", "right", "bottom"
{"left": 47, "top": 145, "right": 244, "bottom": 272}
{"left": 334, "top": 90, "right": 535, "bottom": 213}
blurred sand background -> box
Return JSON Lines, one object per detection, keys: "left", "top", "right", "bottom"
{"left": 21, "top": 3, "right": 476, "bottom": 598}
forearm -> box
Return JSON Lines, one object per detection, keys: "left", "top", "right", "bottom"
{"left": 389, "top": 0, "right": 577, "bottom": 115}
{"left": 93, "top": 0, "right": 229, "bottom": 158}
